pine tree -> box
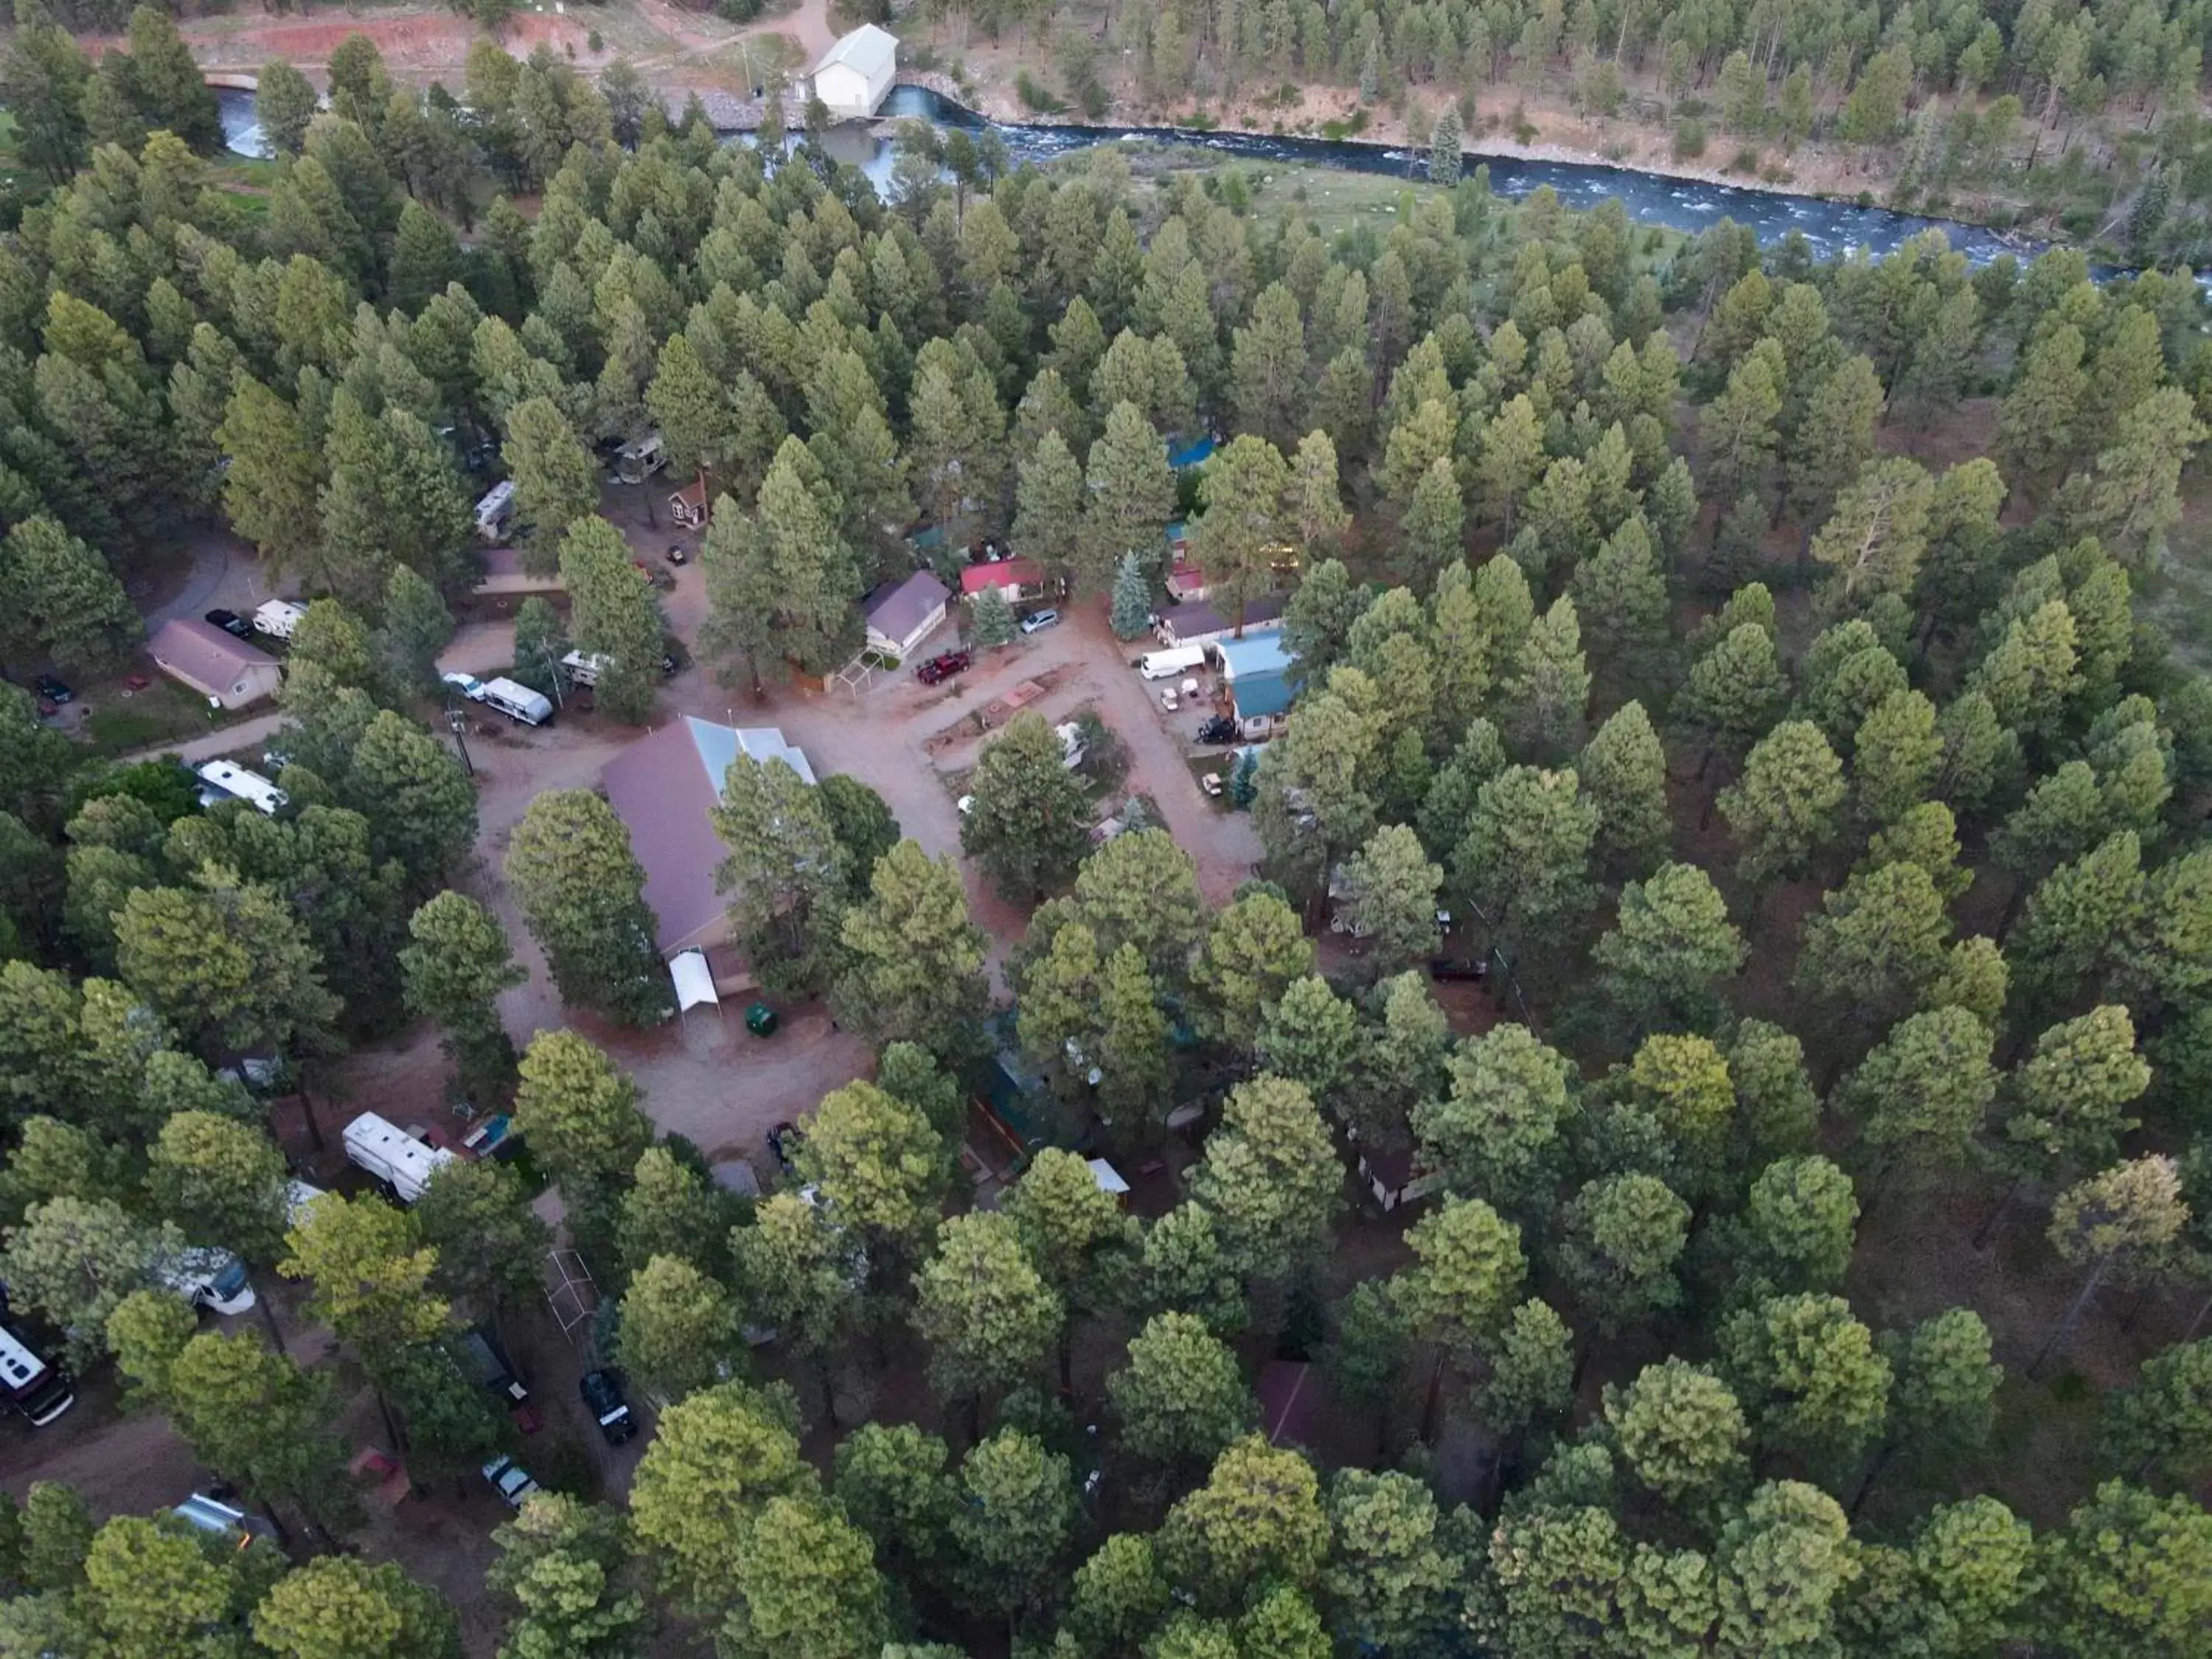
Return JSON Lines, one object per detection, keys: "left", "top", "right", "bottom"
{"left": 501, "top": 394, "right": 600, "bottom": 566}
{"left": 1430, "top": 108, "right": 1464, "bottom": 187}
{"left": 1014, "top": 430, "right": 1087, "bottom": 594}
{"left": 560, "top": 517, "right": 664, "bottom": 724}
{"left": 1084, "top": 402, "right": 1177, "bottom": 594}
{"left": 1579, "top": 702, "right": 1672, "bottom": 876}
{"left": 1110, "top": 551, "right": 1153, "bottom": 641}
{"left": 1192, "top": 435, "right": 1292, "bottom": 636}
{"left": 0, "top": 516, "right": 140, "bottom": 675}
{"left": 970, "top": 583, "right": 1018, "bottom": 648}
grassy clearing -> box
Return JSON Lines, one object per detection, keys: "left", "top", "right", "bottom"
{"left": 83, "top": 678, "right": 241, "bottom": 757}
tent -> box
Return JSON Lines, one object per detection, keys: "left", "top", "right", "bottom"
{"left": 670, "top": 950, "right": 718, "bottom": 1014}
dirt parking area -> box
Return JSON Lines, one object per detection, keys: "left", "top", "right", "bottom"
{"left": 324, "top": 516, "right": 1268, "bottom": 1199}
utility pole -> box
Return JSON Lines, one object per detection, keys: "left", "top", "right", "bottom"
{"left": 445, "top": 703, "right": 476, "bottom": 778}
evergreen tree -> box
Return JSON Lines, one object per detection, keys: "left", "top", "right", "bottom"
{"left": 503, "top": 790, "right": 671, "bottom": 1026}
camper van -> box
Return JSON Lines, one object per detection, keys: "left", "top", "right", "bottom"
{"left": 560, "top": 650, "right": 611, "bottom": 687}
{"left": 0, "top": 1324, "right": 75, "bottom": 1427}
{"left": 1140, "top": 644, "right": 1207, "bottom": 680}
{"left": 251, "top": 600, "right": 307, "bottom": 641}
{"left": 196, "top": 760, "right": 288, "bottom": 816}
{"left": 477, "top": 677, "right": 554, "bottom": 727}
{"left": 475, "top": 480, "right": 517, "bottom": 542}
{"left": 343, "top": 1112, "right": 459, "bottom": 1204}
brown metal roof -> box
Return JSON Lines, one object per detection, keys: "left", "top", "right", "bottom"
{"left": 601, "top": 717, "right": 814, "bottom": 954}
{"left": 147, "top": 618, "right": 278, "bottom": 691}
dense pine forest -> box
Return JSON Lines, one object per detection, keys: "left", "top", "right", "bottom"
{"left": 4, "top": 7, "right": 2212, "bottom": 1656}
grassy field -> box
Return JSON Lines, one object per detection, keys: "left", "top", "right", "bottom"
{"left": 83, "top": 678, "right": 240, "bottom": 758}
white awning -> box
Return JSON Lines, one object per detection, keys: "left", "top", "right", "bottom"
{"left": 670, "top": 950, "right": 718, "bottom": 1012}
{"left": 1087, "top": 1157, "right": 1131, "bottom": 1196}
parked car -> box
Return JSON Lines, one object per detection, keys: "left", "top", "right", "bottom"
{"left": 768, "top": 1121, "right": 802, "bottom": 1176}
{"left": 204, "top": 609, "right": 251, "bottom": 639}
{"left": 481, "top": 1455, "right": 540, "bottom": 1509}
{"left": 32, "top": 674, "right": 71, "bottom": 705}
{"left": 1019, "top": 609, "right": 1060, "bottom": 634}
{"left": 579, "top": 1369, "right": 636, "bottom": 1444}
{"left": 1198, "top": 716, "right": 1238, "bottom": 745}
{"left": 442, "top": 672, "right": 487, "bottom": 701}
{"left": 665, "top": 543, "right": 688, "bottom": 566}
{"left": 915, "top": 650, "right": 971, "bottom": 686}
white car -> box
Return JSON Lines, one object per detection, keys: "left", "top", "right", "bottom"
{"left": 481, "top": 1455, "right": 540, "bottom": 1509}
{"left": 441, "top": 672, "right": 487, "bottom": 701}
{"left": 161, "top": 1246, "right": 257, "bottom": 1317}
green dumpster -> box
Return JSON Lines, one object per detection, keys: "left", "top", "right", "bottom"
{"left": 745, "top": 1002, "right": 779, "bottom": 1037}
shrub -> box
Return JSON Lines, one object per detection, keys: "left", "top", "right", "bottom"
{"left": 1673, "top": 117, "right": 1708, "bottom": 160}
{"left": 1015, "top": 72, "right": 1065, "bottom": 115}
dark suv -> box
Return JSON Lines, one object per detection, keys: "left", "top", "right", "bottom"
{"left": 579, "top": 1368, "right": 636, "bottom": 1444}
{"left": 205, "top": 609, "right": 252, "bottom": 639}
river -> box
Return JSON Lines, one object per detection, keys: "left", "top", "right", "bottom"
{"left": 215, "top": 83, "right": 2042, "bottom": 268}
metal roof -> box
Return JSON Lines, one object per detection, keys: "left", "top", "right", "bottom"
{"left": 602, "top": 717, "right": 814, "bottom": 953}
{"left": 863, "top": 569, "right": 951, "bottom": 641}
{"left": 814, "top": 23, "right": 898, "bottom": 79}
{"left": 1216, "top": 630, "right": 1292, "bottom": 679}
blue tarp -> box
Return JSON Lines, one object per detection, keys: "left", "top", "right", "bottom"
{"left": 1167, "top": 434, "right": 1216, "bottom": 470}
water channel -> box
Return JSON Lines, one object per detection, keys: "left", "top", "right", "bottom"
{"left": 215, "top": 82, "right": 2043, "bottom": 268}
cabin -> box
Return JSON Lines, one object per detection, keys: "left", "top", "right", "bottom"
{"left": 1215, "top": 629, "right": 1295, "bottom": 740}
{"left": 669, "top": 479, "right": 710, "bottom": 530}
{"left": 1154, "top": 592, "right": 1287, "bottom": 650}
{"left": 811, "top": 24, "right": 899, "bottom": 121}
{"left": 146, "top": 619, "right": 283, "bottom": 709}
{"left": 960, "top": 557, "right": 1054, "bottom": 608}
{"left": 861, "top": 570, "right": 952, "bottom": 660}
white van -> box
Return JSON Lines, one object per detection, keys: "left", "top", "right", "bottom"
{"left": 1140, "top": 644, "right": 1207, "bottom": 680}
{"left": 252, "top": 600, "right": 307, "bottom": 641}
{"left": 477, "top": 677, "right": 554, "bottom": 726}
{"left": 344, "top": 1111, "right": 459, "bottom": 1203}
{"left": 560, "top": 650, "right": 611, "bottom": 687}
{"left": 196, "top": 760, "right": 288, "bottom": 816}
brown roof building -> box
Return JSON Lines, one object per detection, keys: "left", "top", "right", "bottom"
{"left": 600, "top": 716, "right": 816, "bottom": 956}
{"left": 146, "top": 618, "right": 283, "bottom": 709}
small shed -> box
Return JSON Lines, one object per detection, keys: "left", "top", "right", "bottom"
{"left": 1354, "top": 1141, "right": 1445, "bottom": 1214}
{"left": 146, "top": 618, "right": 282, "bottom": 709}
{"left": 669, "top": 478, "right": 710, "bottom": 529}
{"left": 862, "top": 570, "right": 951, "bottom": 660}
{"left": 811, "top": 24, "right": 899, "bottom": 121}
